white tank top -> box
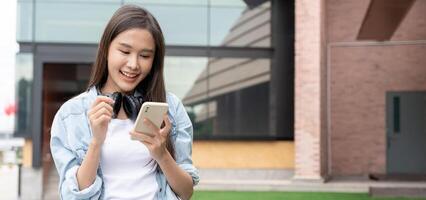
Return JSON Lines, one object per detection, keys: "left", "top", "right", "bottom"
{"left": 100, "top": 119, "right": 159, "bottom": 200}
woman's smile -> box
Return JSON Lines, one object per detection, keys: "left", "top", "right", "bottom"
{"left": 119, "top": 70, "right": 140, "bottom": 80}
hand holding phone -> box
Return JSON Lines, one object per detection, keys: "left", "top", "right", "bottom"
{"left": 133, "top": 102, "right": 169, "bottom": 137}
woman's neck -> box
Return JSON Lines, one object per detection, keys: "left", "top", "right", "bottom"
{"left": 116, "top": 105, "right": 129, "bottom": 120}
{"left": 100, "top": 86, "right": 133, "bottom": 96}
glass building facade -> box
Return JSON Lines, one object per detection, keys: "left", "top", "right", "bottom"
{"left": 17, "top": 0, "right": 270, "bottom": 46}
{"left": 15, "top": 0, "right": 294, "bottom": 167}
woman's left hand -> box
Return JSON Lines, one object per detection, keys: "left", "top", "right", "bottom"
{"left": 130, "top": 114, "right": 171, "bottom": 161}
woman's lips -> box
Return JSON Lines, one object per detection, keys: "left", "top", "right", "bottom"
{"left": 120, "top": 70, "right": 139, "bottom": 81}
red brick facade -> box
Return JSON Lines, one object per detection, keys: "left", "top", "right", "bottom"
{"left": 295, "top": 0, "right": 426, "bottom": 178}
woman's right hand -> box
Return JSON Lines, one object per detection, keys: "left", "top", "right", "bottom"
{"left": 88, "top": 96, "right": 115, "bottom": 145}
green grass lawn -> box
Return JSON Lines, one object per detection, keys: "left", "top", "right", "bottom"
{"left": 192, "top": 191, "right": 426, "bottom": 200}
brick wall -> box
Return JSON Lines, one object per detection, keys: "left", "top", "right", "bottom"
{"left": 295, "top": 0, "right": 426, "bottom": 178}
{"left": 329, "top": 44, "right": 426, "bottom": 176}
{"left": 326, "top": 0, "right": 426, "bottom": 176}
{"left": 294, "top": 0, "right": 328, "bottom": 180}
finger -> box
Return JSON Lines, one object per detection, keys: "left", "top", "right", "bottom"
{"left": 89, "top": 97, "right": 114, "bottom": 117}
{"left": 92, "top": 96, "right": 115, "bottom": 108}
{"left": 94, "top": 101, "right": 114, "bottom": 114}
{"left": 88, "top": 101, "right": 113, "bottom": 118}
{"left": 91, "top": 105, "right": 113, "bottom": 120}
{"left": 93, "top": 114, "right": 111, "bottom": 126}
{"left": 97, "top": 102, "right": 113, "bottom": 115}
{"left": 160, "top": 115, "right": 171, "bottom": 136}
{"left": 143, "top": 118, "right": 160, "bottom": 133}
{"left": 130, "top": 131, "right": 154, "bottom": 143}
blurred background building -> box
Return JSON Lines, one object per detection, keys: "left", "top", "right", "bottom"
{"left": 12, "top": 0, "right": 426, "bottom": 199}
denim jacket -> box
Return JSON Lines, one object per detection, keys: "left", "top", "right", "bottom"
{"left": 50, "top": 87, "right": 199, "bottom": 200}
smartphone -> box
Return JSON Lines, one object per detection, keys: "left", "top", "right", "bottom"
{"left": 133, "top": 102, "right": 169, "bottom": 137}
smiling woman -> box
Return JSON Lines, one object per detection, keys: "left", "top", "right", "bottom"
{"left": 104, "top": 28, "right": 155, "bottom": 94}
{"left": 50, "top": 5, "right": 199, "bottom": 200}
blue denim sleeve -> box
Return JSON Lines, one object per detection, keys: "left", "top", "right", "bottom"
{"left": 172, "top": 97, "right": 200, "bottom": 186}
{"left": 50, "top": 112, "right": 102, "bottom": 200}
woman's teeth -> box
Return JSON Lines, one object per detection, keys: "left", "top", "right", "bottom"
{"left": 120, "top": 71, "right": 138, "bottom": 78}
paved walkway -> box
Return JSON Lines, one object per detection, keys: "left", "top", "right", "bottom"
{"left": 43, "top": 165, "right": 59, "bottom": 200}
{"left": 196, "top": 178, "right": 426, "bottom": 193}
{"left": 0, "top": 165, "right": 18, "bottom": 200}
{"left": 18, "top": 167, "right": 426, "bottom": 199}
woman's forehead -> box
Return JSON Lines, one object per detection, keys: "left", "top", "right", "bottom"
{"left": 112, "top": 28, "right": 155, "bottom": 51}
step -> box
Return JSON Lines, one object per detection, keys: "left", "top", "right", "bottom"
{"left": 369, "top": 186, "right": 426, "bottom": 198}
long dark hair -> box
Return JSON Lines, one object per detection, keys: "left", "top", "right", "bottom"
{"left": 87, "top": 5, "right": 174, "bottom": 158}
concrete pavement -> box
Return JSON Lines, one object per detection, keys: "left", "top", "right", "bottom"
{"left": 0, "top": 165, "right": 18, "bottom": 200}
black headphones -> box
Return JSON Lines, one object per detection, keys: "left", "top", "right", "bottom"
{"left": 96, "top": 86, "right": 145, "bottom": 121}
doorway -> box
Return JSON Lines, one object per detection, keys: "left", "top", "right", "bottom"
{"left": 386, "top": 91, "right": 426, "bottom": 174}
{"left": 41, "top": 63, "right": 91, "bottom": 188}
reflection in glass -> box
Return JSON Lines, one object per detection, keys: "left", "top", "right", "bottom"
{"left": 187, "top": 103, "right": 214, "bottom": 138}
{"left": 36, "top": 0, "right": 120, "bottom": 2}
{"left": 15, "top": 0, "right": 274, "bottom": 140}
{"left": 164, "top": 56, "right": 207, "bottom": 100}
{"left": 182, "top": 57, "right": 271, "bottom": 139}
{"left": 125, "top": 0, "right": 208, "bottom": 6}
{"left": 17, "top": 1, "right": 33, "bottom": 42}
{"left": 163, "top": 56, "right": 214, "bottom": 137}
{"left": 18, "top": 0, "right": 271, "bottom": 47}
{"left": 213, "top": 1, "right": 270, "bottom": 47}
{"left": 35, "top": 2, "right": 120, "bottom": 43}
{"left": 209, "top": 6, "right": 245, "bottom": 46}
{"left": 15, "top": 53, "right": 33, "bottom": 137}
{"left": 144, "top": 4, "right": 208, "bottom": 45}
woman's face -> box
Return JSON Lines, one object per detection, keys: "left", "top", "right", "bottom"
{"left": 103, "top": 28, "right": 155, "bottom": 94}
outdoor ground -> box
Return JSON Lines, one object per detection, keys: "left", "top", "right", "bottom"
{"left": 192, "top": 191, "right": 426, "bottom": 200}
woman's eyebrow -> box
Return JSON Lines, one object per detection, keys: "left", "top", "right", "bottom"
{"left": 119, "top": 42, "right": 133, "bottom": 49}
{"left": 118, "top": 42, "right": 154, "bottom": 53}
{"left": 141, "top": 49, "right": 154, "bottom": 53}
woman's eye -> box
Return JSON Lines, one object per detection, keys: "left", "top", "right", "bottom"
{"left": 119, "top": 50, "right": 130, "bottom": 54}
{"left": 140, "top": 54, "right": 151, "bottom": 58}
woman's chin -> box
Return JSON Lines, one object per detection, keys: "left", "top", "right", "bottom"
{"left": 118, "top": 83, "right": 139, "bottom": 93}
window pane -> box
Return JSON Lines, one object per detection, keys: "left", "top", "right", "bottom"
{"left": 125, "top": 0, "right": 207, "bottom": 6}
{"left": 15, "top": 53, "right": 33, "bottom": 137}
{"left": 35, "top": 2, "right": 120, "bottom": 43}
{"left": 36, "top": 0, "right": 120, "bottom": 2}
{"left": 209, "top": 6, "right": 245, "bottom": 46}
{"left": 163, "top": 56, "right": 211, "bottom": 138}
{"left": 127, "top": 1, "right": 270, "bottom": 47}
{"left": 21, "top": 0, "right": 271, "bottom": 46}
{"left": 189, "top": 102, "right": 214, "bottom": 138}
{"left": 181, "top": 57, "right": 271, "bottom": 139}
{"left": 17, "top": 1, "right": 33, "bottom": 42}
{"left": 212, "top": 1, "right": 271, "bottom": 47}
{"left": 140, "top": 4, "right": 208, "bottom": 46}
{"left": 164, "top": 56, "right": 207, "bottom": 100}
{"left": 210, "top": 0, "right": 246, "bottom": 7}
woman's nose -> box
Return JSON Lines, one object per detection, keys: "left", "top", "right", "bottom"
{"left": 126, "top": 55, "right": 138, "bottom": 69}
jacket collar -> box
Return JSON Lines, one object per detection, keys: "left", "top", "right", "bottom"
{"left": 83, "top": 86, "right": 98, "bottom": 110}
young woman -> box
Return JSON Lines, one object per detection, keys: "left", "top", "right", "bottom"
{"left": 50, "top": 5, "right": 199, "bottom": 200}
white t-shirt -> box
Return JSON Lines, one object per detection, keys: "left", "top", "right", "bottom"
{"left": 100, "top": 119, "right": 159, "bottom": 200}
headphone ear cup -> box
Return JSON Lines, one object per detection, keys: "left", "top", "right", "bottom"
{"left": 123, "top": 95, "right": 139, "bottom": 121}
